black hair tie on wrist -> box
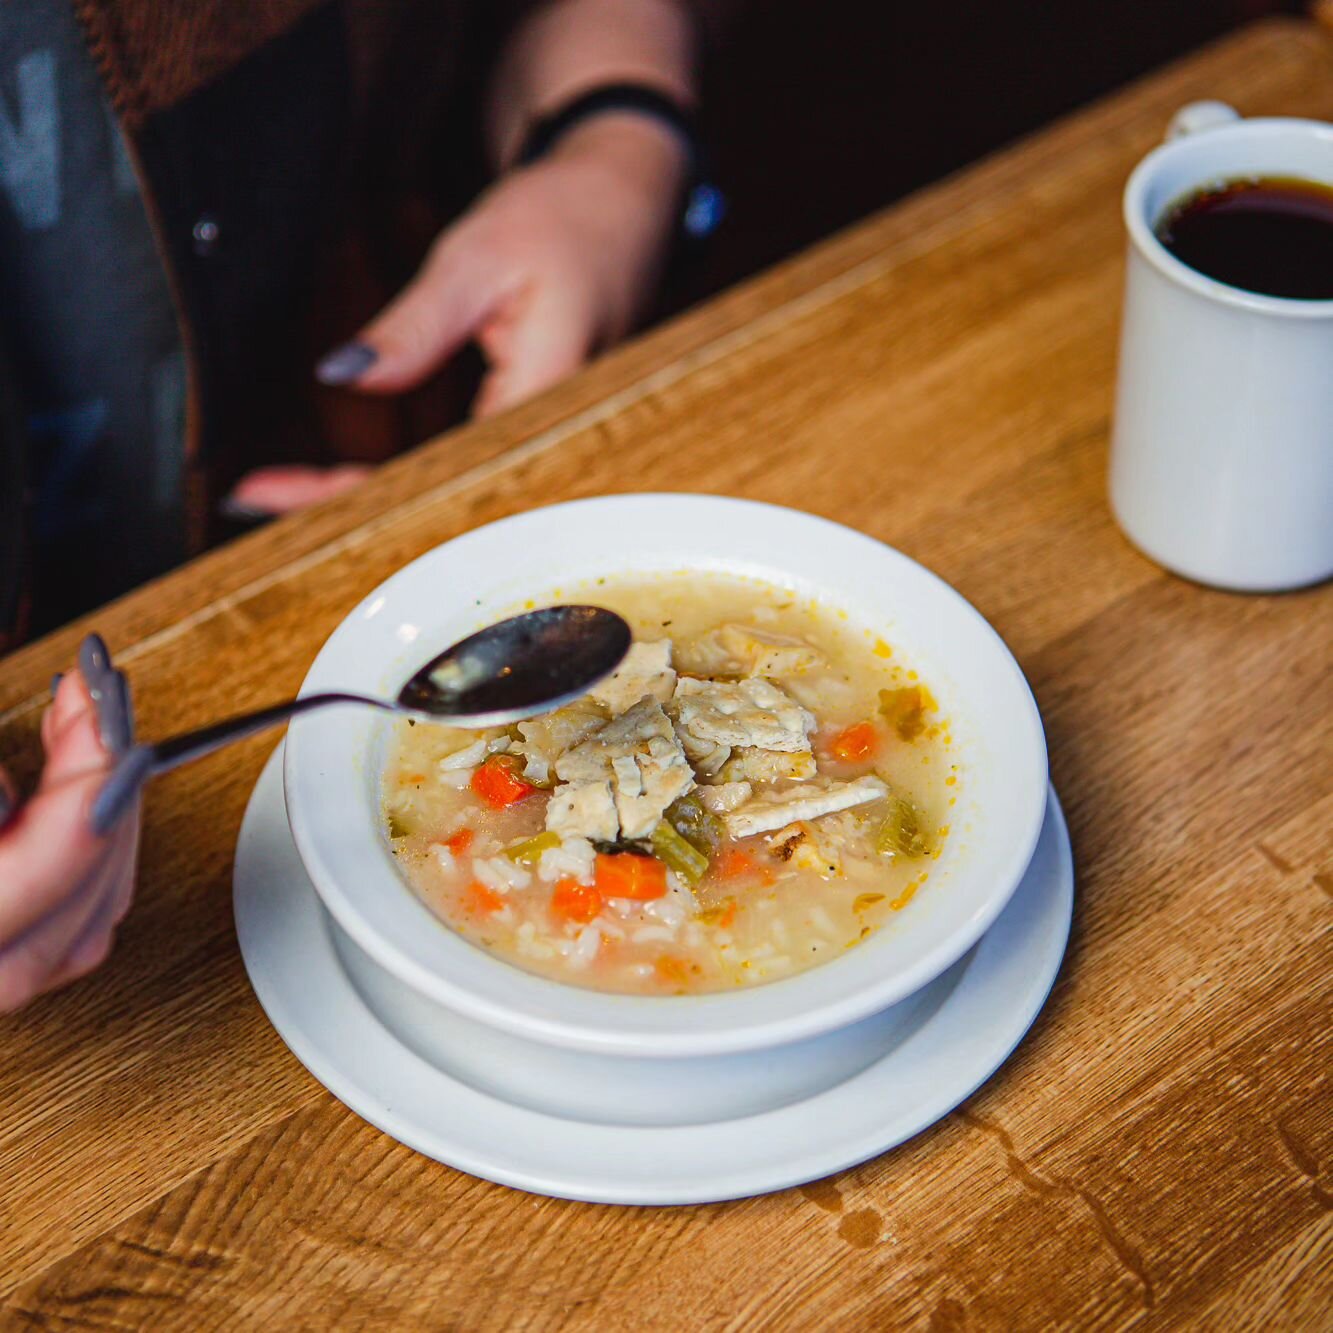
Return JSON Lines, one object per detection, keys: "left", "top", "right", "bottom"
{"left": 515, "top": 82, "right": 725, "bottom": 242}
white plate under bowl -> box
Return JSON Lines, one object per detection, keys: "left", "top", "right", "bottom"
{"left": 236, "top": 744, "right": 1073, "bottom": 1205}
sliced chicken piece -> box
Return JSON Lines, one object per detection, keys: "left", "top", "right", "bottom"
{"left": 511, "top": 698, "right": 609, "bottom": 785}
{"left": 677, "top": 728, "right": 731, "bottom": 779}
{"left": 588, "top": 640, "right": 676, "bottom": 713}
{"left": 723, "top": 776, "right": 888, "bottom": 839}
{"left": 718, "top": 747, "right": 817, "bottom": 784}
{"left": 551, "top": 697, "right": 695, "bottom": 842}
{"left": 766, "top": 821, "right": 843, "bottom": 878}
{"left": 547, "top": 780, "right": 619, "bottom": 843}
{"left": 779, "top": 673, "right": 858, "bottom": 715}
{"left": 437, "top": 730, "right": 511, "bottom": 771}
{"left": 716, "top": 623, "right": 824, "bottom": 677}
{"left": 696, "top": 781, "right": 753, "bottom": 814}
{"left": 671, "top": 676, "right": 814, "bottom": 754}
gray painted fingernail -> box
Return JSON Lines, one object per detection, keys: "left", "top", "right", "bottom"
{"left": 0, "top": 785, "right": 13, "bottom": 829}
{"left": 91, "top": 745, "right": 152, "bottom": 837}
{"left": 315, "top": 341, "right": 377, "bottom": 385}
{"left": 114, "top": 670, "right": 136, "bottom": 745}
{"left": 95, "top": 670, "right": 134, "bottom": 755}
{"left": 217, "top": 495, "right": 274, "bottom": 525}
{"left": 80, "top": 632, "right": 110, "bottom": 678}
{"left": 78, "top": 635, "right": 132, "bottom": 755}
{"left": 51, "top": 672, "right": 63, "bottom": 698}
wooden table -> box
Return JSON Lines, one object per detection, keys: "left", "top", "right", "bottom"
{"left": 2, "top": 19, "right": 1330, "bottom": 1329}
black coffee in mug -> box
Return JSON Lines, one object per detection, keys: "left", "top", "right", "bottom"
{"left": 1155, "top": 176, "right": 1333, "bottom": 300}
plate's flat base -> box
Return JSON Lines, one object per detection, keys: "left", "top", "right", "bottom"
{"left": 234, "top": 744, "right": 1073, "bottom": 1205}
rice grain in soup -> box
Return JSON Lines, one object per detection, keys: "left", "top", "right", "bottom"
{"left": 380, "top": 575, "right": 957, "bottom": 994}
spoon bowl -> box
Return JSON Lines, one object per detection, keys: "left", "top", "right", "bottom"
{"left": 397, "top": 605, "right": 631, "bottom": 727}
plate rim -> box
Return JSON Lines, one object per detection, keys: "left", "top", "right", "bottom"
{"left": 236, "top": 742, "right": 1073, "bottom": 1205}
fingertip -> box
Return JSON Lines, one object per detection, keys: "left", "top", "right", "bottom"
{"left": 351, "top": 247, "right": 502, "bottom": 395}
{"left": 48, "top": 695, "right": 107, "bottom": 771}
{"left": 226, "top": 464, "right": 372, "bottom": 515}
{"left": 471, "top": 375, "right": 507, "bottom": 419}
{"left": 61, "top": 925, "right": 115, "bottom": 978}
{"left": 42, "top": 671, "right": 95, "bottom": 753}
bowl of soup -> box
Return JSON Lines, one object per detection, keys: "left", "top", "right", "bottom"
{"left": 283, "top": 495, "right": 1048, "bottom": 1124}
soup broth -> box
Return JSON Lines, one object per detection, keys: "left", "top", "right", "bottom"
{"left": 381, "top": 575, "right": 957, "bottom": 995}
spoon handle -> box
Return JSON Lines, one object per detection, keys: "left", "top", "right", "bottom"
{"left": 91, "top": 692, "right": 390, "bottom": 835}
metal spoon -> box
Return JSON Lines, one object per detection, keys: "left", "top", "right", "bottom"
{"left": 91, "top": 605, "right": 631, "bottom": 834}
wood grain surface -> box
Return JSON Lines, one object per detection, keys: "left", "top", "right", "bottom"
{"left": 2, "top": 20, "right": 1330, "bottom": 1330}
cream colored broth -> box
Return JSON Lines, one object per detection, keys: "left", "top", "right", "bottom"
{"left": 381, "top": 575, "right": 957, "bottom": 994}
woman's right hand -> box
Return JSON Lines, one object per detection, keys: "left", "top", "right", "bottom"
{"left": 0, "top": 637, "right": 140, "bottom": 1012}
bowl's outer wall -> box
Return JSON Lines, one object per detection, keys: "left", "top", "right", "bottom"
{"left": 284, "top": 495, "right": 1049, "bottom": 1056}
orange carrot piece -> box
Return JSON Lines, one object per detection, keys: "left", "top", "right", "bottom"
{"left": 831, "top": 721, "right": 879, "bottom": 763}
{"left": 716, "top": 849, "right": 755, "bottom": 880}
{"left": 445, "top": 828, "right": 475, "bottom": 855}
{"left": 550, "top": 880, "right": 602, "bottom": 924}
{"left": 593, "top": 852, "right": 668, "bottom": 901}
{"left": 466, "top": 882, "right": 505, "bottom": 915}
{"left": 715, "top": 849, "right": 776, "bottom": 886}
{"left": 470, "top": 755, "right": 537, "bottom": 809}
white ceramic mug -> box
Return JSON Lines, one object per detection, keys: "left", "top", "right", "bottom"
{"left": 1109, "top": 103, "right": 1333, "bottom": 592}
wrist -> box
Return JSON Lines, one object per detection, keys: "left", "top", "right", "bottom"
{"left": 547, "top": 112, "right": 690, "bottom": 209}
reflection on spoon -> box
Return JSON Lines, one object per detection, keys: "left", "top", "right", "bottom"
{"left": 91, "top": 606, "right": 631, "bottom": 834}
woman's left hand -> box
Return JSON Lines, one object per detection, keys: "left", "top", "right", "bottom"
{"left": 316, "top": 113, "right": 688, "bottom": 418}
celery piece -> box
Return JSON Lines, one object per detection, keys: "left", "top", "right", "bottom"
{"left": 878, "top": 686, "right": 934, "bottom": 741}
{"left": 650, "top": 820, "right": 710, "bottom": 886}
{"left": 387, "top": 814, "right": 413, "bottom": 839}
{"left": 874, "top": 794, "right": 931, "bottom": 858}
{"left": 504, "top": 830, "right": 561, "bottom": 867}
{"left": 665, "top": 793, "right": 726, "bottom": 854}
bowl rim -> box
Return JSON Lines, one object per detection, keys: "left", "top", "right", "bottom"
{"left": 284, "top": 494, "right": 1049, "bottom": 1056}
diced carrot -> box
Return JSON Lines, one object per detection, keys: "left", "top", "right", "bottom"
{"left": 716, "top": 849, "right": 755, "bottom": 880}
{"left": 550, "top": 879, "right": 602, "bottom": 924}
{"left": 401, "top": 772, "right": 427, "bottom": 785}
{"left": 715, "top": 849, "right": 775, "bottom": 886}
{"left": 831, "top": 721, "right": 879, "bottom": 763}
{"left": 465, "top": 882, "right": 506, "bottom": 915}
{"left": 470, "top": 755, "right": 537, "bottom": 809}
{"left": 655, "top": 955, "right": 691, "bottom": 985}
{"left": 718, "top": 900, "right": 738, "bottom": 929}
{"left": 593, "top": 852, "right": 668, "bottom": 901}
{"left": 445, "top": 828, "right": 475, "bottom": 855}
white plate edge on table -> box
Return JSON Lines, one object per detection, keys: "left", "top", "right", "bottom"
{"left": 236, "top": 741, "right": 1074, "bottom": 1205}
{"left": 282, "top": 494, "right": 1050, "bottom": 1057}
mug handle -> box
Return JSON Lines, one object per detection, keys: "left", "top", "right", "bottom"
{"left": 1166, "top": 101, "right": 1240, "bottom": 141}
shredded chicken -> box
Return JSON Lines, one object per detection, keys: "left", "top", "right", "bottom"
{"left": 696, "top": 781, "right": 753, "bottom": 814}
{"left": 588, "top": 640, "right": 676, "bottom": 713}
{"left": 723, "top": 776, "right": 888, "bottom": 838}
{"left": 548, "top": 697, "right": 695, "bottom": 841}
{"left": 717, "top": 747, "right": 817, "bottom": 784}
{"left": 715, "top": 623, "right": 824, "bottom": 676}
{"left": 671, "top": 676, "right": 814, "bottom": 753}
{"left": 511, "top": 698, "right": 609, "bottom": 786}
